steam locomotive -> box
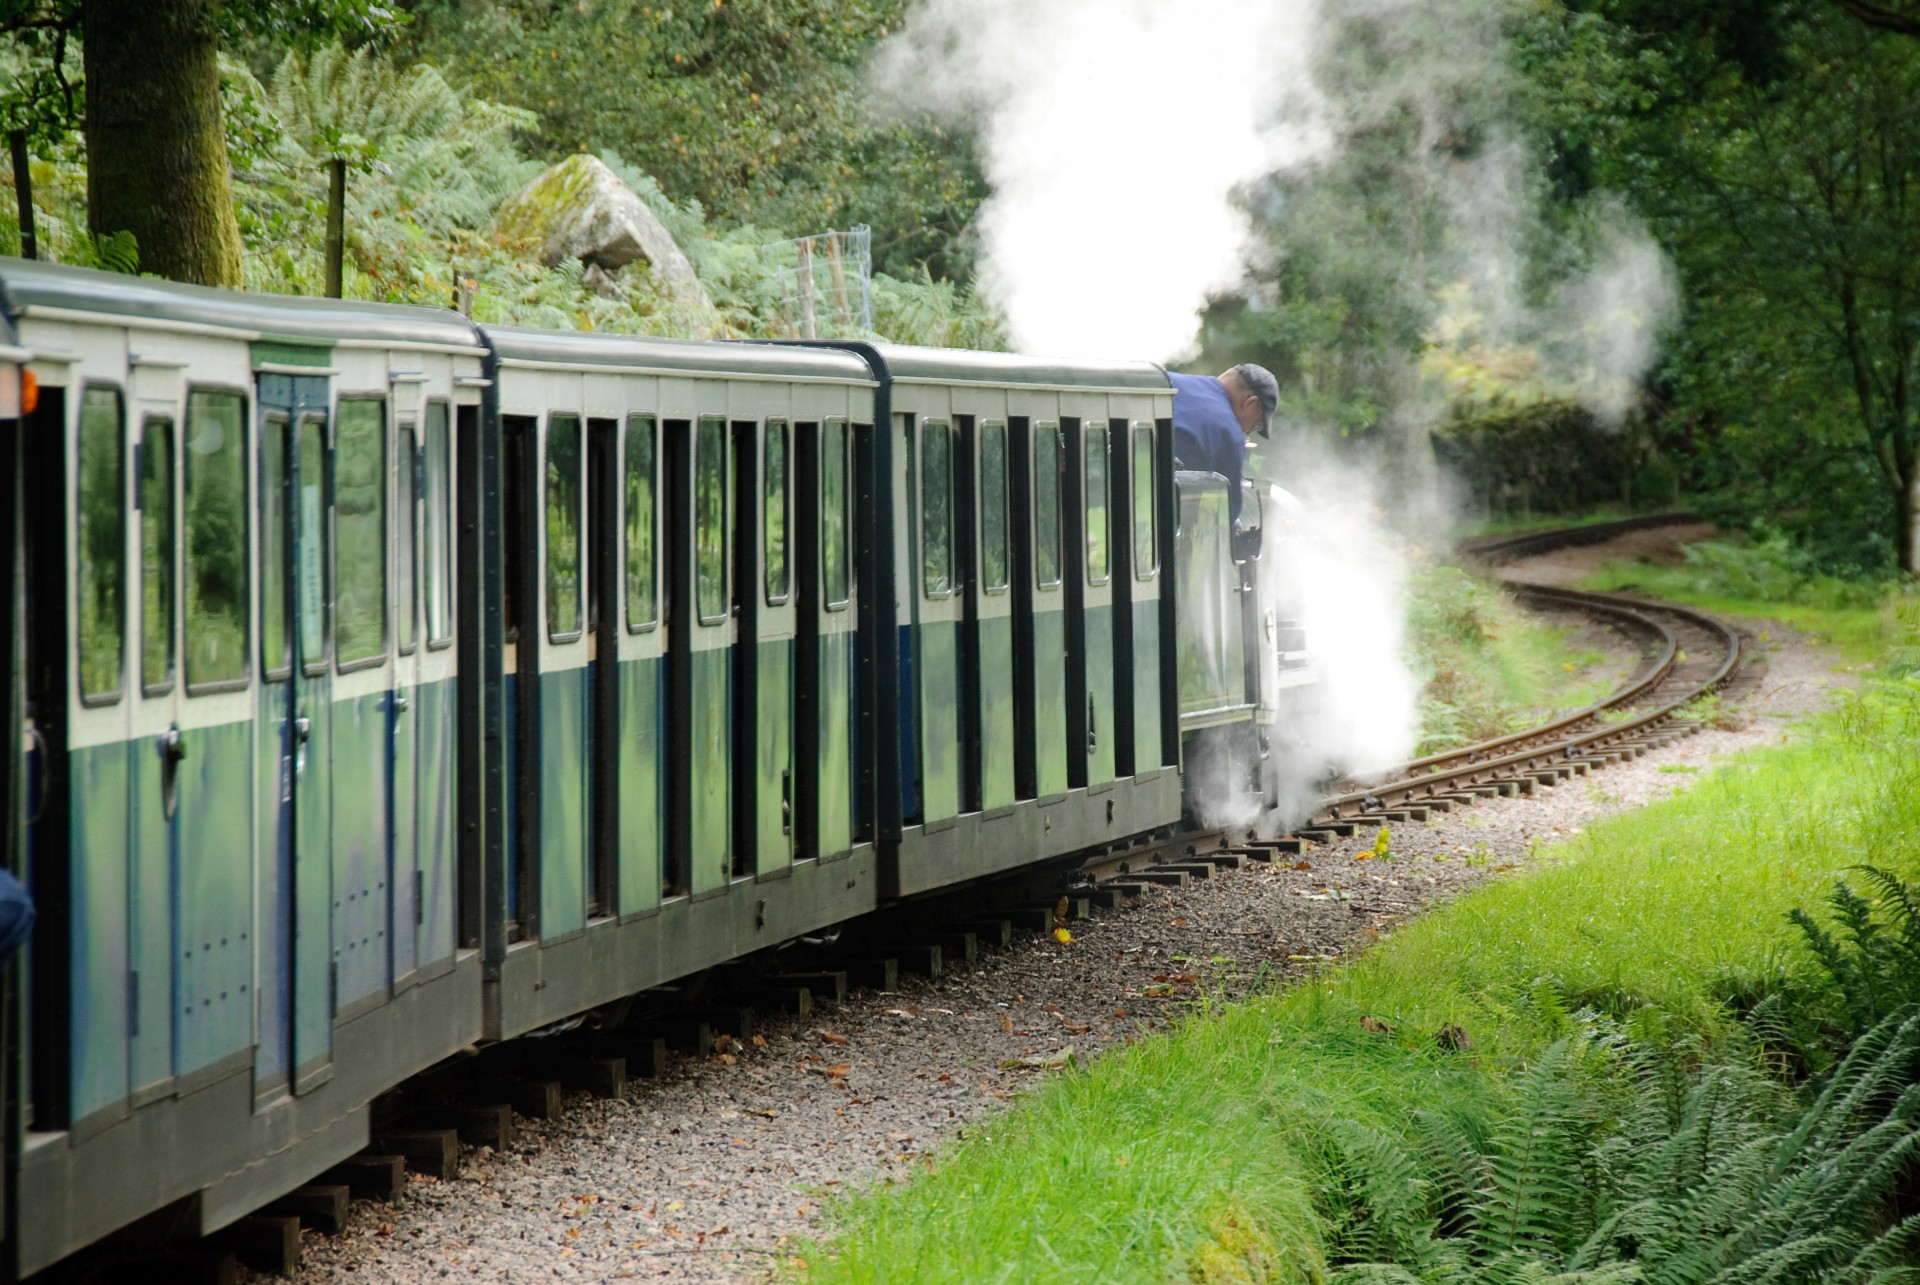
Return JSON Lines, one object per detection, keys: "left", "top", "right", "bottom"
{"left": 0, "top": 256, "right": 1311, "bottom": 1277}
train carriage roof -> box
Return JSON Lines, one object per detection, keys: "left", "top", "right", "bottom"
{"left": 813, "top": 340, "right": 1171, "bottom": 393}
{"left": 0, "top": 257, "right": 485, "bottom": 351}
{"left": 487, "top": 325, "right": 875, "bottom": 384}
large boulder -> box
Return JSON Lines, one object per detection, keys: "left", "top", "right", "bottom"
{"left": 495, "top": 155, "right": 711, "bottom": 309}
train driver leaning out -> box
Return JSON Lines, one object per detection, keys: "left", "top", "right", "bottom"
{"left": 1169, "top": 362, "right": 1278, "bottom": 527}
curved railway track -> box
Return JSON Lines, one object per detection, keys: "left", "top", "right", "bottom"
{"left": 1308, "top": 513, "right": 1740, "bottom": 836}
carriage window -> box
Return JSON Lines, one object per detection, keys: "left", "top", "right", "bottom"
{"left": 141, "top": 415, "right": 177, "bottom": 691}
{"left": 76, "top": 384, "right": 125, "bottom": 701}
{"left": 823, "top": 418, "right": 850, "bottom": 609}
{"left": 297, "top": 414, "right": 329, "bottom": 671}
{"left": 624, "top": 414, "right": 657, "bottom": 630}
{"left": 695, "top": 415, "right": 728, "bottom": 624}
{"left": 921, "top": 419, "right": 953, "bottom": 597}
{"left": 1034, "top": 423, "right": 1061, "bottom": 589}
{"left": 765, "top": 420, "right": 789, "bottom": 604}
{"left": 546, "top": 413, "right": 583, "bottom": 641}
{"left": 980, "top": 421, "right": 1008, "bottom": 593}
{"left": 1132, "top": 423, "right": 1157, "bottom": 578}
{"left": 260, "top": 414, "right": 290, "bottom": 679}
{"left": 335, "top": 397, "right": 387, "bottom": 667}
{"left": 424, "top": 403, "right": 452, "bottom": 645}
{"left": 185, "top": 389, "right": 249, "bottom": 688}
{"left": 1085, "top": 423, "right": 1109, "bottom": 584}
{"left": 396, "top": 424, "right": 418, "bottom": 653}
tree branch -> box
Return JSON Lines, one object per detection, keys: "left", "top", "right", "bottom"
{"left": 1827, "top": 0, "right": 1920, "bottom": 38}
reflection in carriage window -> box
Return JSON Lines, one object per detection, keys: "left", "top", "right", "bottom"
{"left": 1034, "top": 423, "right": 1061, "bottom": 589}
{"left": 921, "top": 419, "right": 952, "bottom": 597}
{"left": 297, "top": 415, "right": 329, "bottom": 671}
{"left": 1085, "top": 423, "right": 1109, "bottom": 584}
{"left": 424, "top": 403, "right": 453, "bottom": 644}
{"left": 980, "top": 421, "right": 1008, "bottom": 592}
{"left": 765, "top": 421, "right": 789, "bottom": 604}
{"left": 141, "top": 415, "right": 177, "bottom": 691}
{"left": 397, "top": 424, "right": 418, "bottom": 652}
{"left": 545, "top": 413, "right": 582, "bottom": 640}
{"left": 260, "top": 414, "right": 290, "bottom": 678}
{"left": 823, "top": 418, "right": 850, "bottom": 609}
{"left": 696, "top": 415, "right": 728, "bottom": 623}
{"left": 336, "top": 397, "right": 387, "bottom": 666}
{"left": 624, "top": 414, "right": 657, "bottom": 630}
{"left": 77, "top": 384, "right": 125, "bottom": 700}
{"left": 185, "top": 389, "right": 249, "bottom": 688}
{"left": 1133, "top": 424, "right": 1157, "bottom": 577}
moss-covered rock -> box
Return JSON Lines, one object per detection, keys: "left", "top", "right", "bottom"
{"left": 494, "top": 155, "right": 710, "bottom": 310}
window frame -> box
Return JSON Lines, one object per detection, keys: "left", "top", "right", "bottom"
{"left": 332, "top": 393, "right": 390, "bottom": 674}
{"left": 920, "top": 417, "right": 956, "bottom": 601}
{"left": 395, "top": 419, "right": 420, "bottom": 657}
{"left": 1033, "top": 421, "right": 1063, "bottom": 592}
{"left": 624, "top": 413, "right": 659, "bottom": 633}
{"left": 423, "top": 400, "right": 454, "bottom": 650}
{"left": 544, "top": 411, "right": 585, "bottom": 645}
{"left": 979, "top": 419, "right": 1010, "bottom": 595}
{"left": 138, "top": 411, "right": 179, "bottom": 696}
{"left": 1084, "top": 421, "right": 1111, "bottom": 587}
{"left": 1132, "top": 422, "right": 1159, "bottom": 581}
{"left": 694, "top": 414, "right": 730, "bottom": 627}
{"left": 822, "top": 417, "right": 852, "bottom": 612}
{"left": 294, "top": 409, "right": 332, "bottom": 679}
{"left": 764, "top": 418, "right": 791, "bottom": 606}
{"left": 75, "top": 381, "right": 128, "bottom": 706}
{"left": 259, "top": 409, "right": 294, "bottom": 684}
{"left": 179, "top": 383, "right": 255, "bottom": 695}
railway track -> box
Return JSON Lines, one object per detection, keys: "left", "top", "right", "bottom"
{"left": 1082, "top": 512, "right": 1741, "bottom": 876}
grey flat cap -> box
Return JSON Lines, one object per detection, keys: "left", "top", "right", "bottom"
{"left": 1232, "top": 363, "right": 1278, "bottom": 438}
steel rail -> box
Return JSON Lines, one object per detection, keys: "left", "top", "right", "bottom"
{"left": 1310, "top": 586, "right": 1742, "bottom": 827}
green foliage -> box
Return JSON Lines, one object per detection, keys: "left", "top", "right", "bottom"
{"left": 1521, "top": 2, "right": 1920, "bottom": 568}
{"left": 392, "top": 0, "right": 986, "bottom": 278}
{"left": 804, "top": 667, "right": 1920, "bottom": 1282}
{"left": 1785, "top": 868, "right": 1920, "bottom": 1044}
{"left": 1330, "top": 1017, "right": 1920, "bottom": 1284}
{"left": 1405, "top": 562, "right": 1610, "bottom": 754}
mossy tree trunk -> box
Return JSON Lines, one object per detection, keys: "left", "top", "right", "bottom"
{"left": 81, "top": 0, "right": 244, "bottom": 287}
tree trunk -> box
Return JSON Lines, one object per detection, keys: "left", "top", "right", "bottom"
{"left": 81, "top": 0, "right": 244, "bottom": 288}
{"left": 1900, "top": 462, "right": 1919, "bottom": 575}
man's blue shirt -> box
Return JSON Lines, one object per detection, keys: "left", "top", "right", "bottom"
{"left": 1168, "top": 371, "right": 1247, "bottom": 521}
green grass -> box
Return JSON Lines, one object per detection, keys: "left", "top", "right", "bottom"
{"left": 1408, "top": 563, "right": 1615, "bottom": 754}
{"left": 795, "top": 679, "right": 1920, "bottom": 1284}
{"left": 1575, "top": 536, "right": 1906, "bottom": 665}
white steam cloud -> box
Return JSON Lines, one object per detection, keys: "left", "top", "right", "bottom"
{"left": 873, "top": 0, "right": 1326, "bottom": 361}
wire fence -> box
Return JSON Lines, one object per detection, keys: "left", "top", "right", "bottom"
{"left": 772, "top": 225, "right": 872, "bottom": 338}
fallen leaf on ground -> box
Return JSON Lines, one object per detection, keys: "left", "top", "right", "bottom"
{"left": 820, "top": 1032, "right": 848, "bottom": 1045}
{"left": 1360, "top": 1015, "right": 1395, "bottom": 1035}
{"left": 1292, "top": 860, "right": 1313, "bottom": 871}
{"left": 808, "top": 1063, "right": 852, "bottom": 1078}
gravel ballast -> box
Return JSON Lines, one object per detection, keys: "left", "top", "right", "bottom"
{"left": 285, "top": 541, "right": 1855, "bottom": 1283}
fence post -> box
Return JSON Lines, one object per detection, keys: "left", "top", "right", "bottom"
{"left": 324, "top": 157, "right": 346, "bottom": 299}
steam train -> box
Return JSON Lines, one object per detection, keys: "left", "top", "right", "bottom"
{"left": 0, "top": 257, "right": 1312, "bottom": 1277}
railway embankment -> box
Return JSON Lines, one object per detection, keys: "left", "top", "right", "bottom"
{"left": 794, "top": 615, "right": 1913, "bottom": 1282}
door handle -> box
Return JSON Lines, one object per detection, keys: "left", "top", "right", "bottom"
{"left": 161, "top": 725, "right": 187, "bottom": 763}
{"left": 393, "top": 693, "right": 410, "bottom": 714}
{"left": 293, "top": 715, "right": 312, "bottom": 743}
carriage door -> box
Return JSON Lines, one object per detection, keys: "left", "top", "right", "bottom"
{"left": 387, "top": 378, "right": 424, "bottom": 983}
{"left": 256, "top": 374, "right": 334, "bottom": 1093}
{"left": 1069, "top": 420, "right": 1116, "bottom": 789}
{"left": 740, "top": 419, "right": 796, "bottom": 876}
{"left": 968, "top": 420, "right": 1016, "bottom": 812}
{"left": 795, "top": 418, "right": 856, "bottom": 860}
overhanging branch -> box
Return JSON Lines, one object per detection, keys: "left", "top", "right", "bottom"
{"left": 1828, "top": 0, "right": 1920, "bottom": 37}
